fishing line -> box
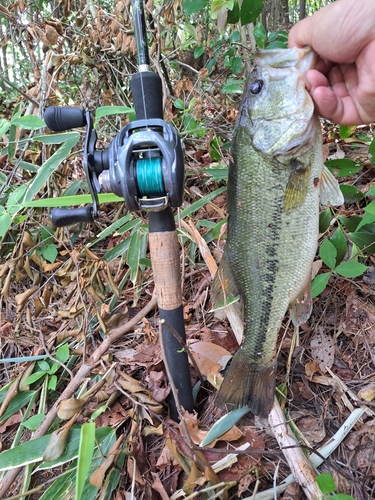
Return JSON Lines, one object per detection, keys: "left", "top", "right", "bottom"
{"left": 131, "top": 0, "right": 164, "bottom": 198}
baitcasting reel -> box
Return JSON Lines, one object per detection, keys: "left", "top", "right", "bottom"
{"left": 44, "top": 105, "right": 184, "bottom": 227}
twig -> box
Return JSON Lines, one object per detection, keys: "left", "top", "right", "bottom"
{"left": 0, "top": 75, "right": 40, "bottom": 107}
{"left": 0, "top": 294, "right": 157, "bottom": 498}
{"left": 250, "top": 407, "right": 364, "bottom": 500}
{"left": 268, "top": 398, "right": 322, "bottom": 500}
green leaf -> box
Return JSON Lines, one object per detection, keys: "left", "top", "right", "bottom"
{"left": 20, "top": 192, "right": 123, "bottom": 208}
{"left": 201, "top": 165, "right": 228, "bottom": 182}
{"left": 48, "top": 375, "right": 57, "bottom": 391}
{"left": 127, "top": 229, "right": 141, "bottom": 284}
{"left": 179, "top": 186, "right": 226, "bottom": 219}
{"left": 240, "top": 0, "right": 263, "bottom": 25}
{"left": 338, "top": 125, "right": 357, "bottom": 139}
{"left": 319, "top": 208, "right": 331, "bottom": 233}
{"left": 23, "top": 371, "right": 47, "bottom": 386}
{"left": 268, "top": 40, "right": 288, "bottom": 49}
{"left": 316, "top": 473, "right": 336, "bottom": 494}
{"left": 230, "top": 56, "right": 242, "bottom": 75}
{"left": 11, "top": 115, "right": 45, "bottom": 130}
{"left": 22, "top": 413, "right": 45, "bottom": 431}
{"left": 319, "top": 237, "right": 337, "bottom": 270}
{"left": 356, "top": 200, "right": 375, "bottom": 230}
{"left": 227, "top": 0, "right": 240, "bottom": 23}
{"left": 325, "top": 158, "right": 363, "bottom": 178}
{"left": 23, "top": 134, "right": 80, "bottom": 204}
{"left": 194, "top": 46, "right": 205, "bottom": 59}
{"left": 0, "top": 207, "right": 11, "bottom": 238}
{"left": 330, "top": 227, "right": 347, "bottom": 265}
{"left": 334, "top": 261, "right": 368, "bottom": 278}
{"left": 348, "top": 231, "right": 375, "bottom": 252}
{"left": 330, "top": 494, "right": 356, "bottom": 500}
{"left": 183, "top": 0, "right": 208, "bottom": 15}
{"left": 95, "top": 106, "right": 133, "bottom": 121}
{"left": 340, "top": 184, "right": 364, "bottom": 203}
{"left": 75, "top": 422, "right": 95, "bottom": 500}
{"left": 33, "top": 132, "right": 82, "bottom": 145}
{"left": 38, "top": 360, "right": 51, "bottom": 371}
{"left": 338, "top": 215, "right": 362, "bottom": 232}
{"left": 311, "top": 272, "right": 331, "bottom": 298}
{"left": 174, "top": 98, "right": 185, "bottom": 110}
{"left": 0, "top": 118, "right": 10, "bottom": 136}
{"left": 201, "top": 405, "right": 250, "bottom": 446}
{"left": 103, "top": 237, "right": 131, "bottom": 262}
{"left": 55, "top": 343, "right": 70, "bottom": 363}
{"left": 0, "top": 391, "right": 35, "bottom": 424}
{"left": 253, "top": 22, "right": 267, "bottom": 48}
{"left": 222, "top": 79, "right": 243, "bottom": 93}
{"left": 42, "top": 243, "right": 58, "bottom": 263}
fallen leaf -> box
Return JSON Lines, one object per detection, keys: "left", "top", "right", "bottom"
{"left": 310, "top": 328, "right": 335, "bottom": 372}
{"left": 357, "top": 383, "right": 375, "bottom": 401}
{"left": 188, "top": 340, "right": 231, "bottom": 378}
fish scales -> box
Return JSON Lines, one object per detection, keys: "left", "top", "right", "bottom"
{"left": 213, "top": 47, "right": 343, "bottom": 416}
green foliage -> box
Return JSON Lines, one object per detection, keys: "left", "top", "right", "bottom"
{"left": 317, "top": 473, "right": 355, "bottom": 500}
{"left": 253, "top": 22, "right": 288, "bottom": 49}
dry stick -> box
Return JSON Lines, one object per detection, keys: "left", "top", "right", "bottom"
{"left": 0, "top": 295, "right": 158, "bottom": 499}
{"left": 268, "top": 399, "right": 322, "bottom": 500}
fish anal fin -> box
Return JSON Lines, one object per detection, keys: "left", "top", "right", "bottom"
{"left": 283, "top": 159, "right": 311, "bottom": 212}
{"left": 320, "top": 165, "right": 344, "bottom": 206}
{"left": 289, "top": 282, "right": 312, "bottom": 326}
{"left": 215, "top": 351, "right": 276, "bottom": 417}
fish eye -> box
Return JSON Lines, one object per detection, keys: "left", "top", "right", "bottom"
{"left": 249, "top": 80, "right": 263, "bottom": 95}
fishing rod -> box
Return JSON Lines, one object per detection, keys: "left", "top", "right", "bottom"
{"left": 43, "top": 0, "right": 194, "bottom": 420}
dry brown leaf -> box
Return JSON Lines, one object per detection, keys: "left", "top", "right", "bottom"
{"left": 357, "top": 383, "right": 375, "bottom": 401}
{"left": 15, "top": 287, "right": 37, "bottom": 313}
{"left": 310, "top": 328, "right": 335, "bottom": 372}
{"left": 90, "top": 434, "right": 124, "bottom": 488}
{"left": 57, "top": 398, "right": 85, "bottom": 420}
{"left": 297, "top": 416, "right": 326, "bottom": 445}
{"left": 305, "top": 360, "right": 323, "bottom": 380}
{"left": 188, "top": 340, "right": 231, "bottom": 378}
{"left": 150, "top": 472, "right": 170, "bottom": 500}
{"left": 43, "top": 415, "right": 77, "bottom": 462}
{"left": 0, "top": 413, "right": 23, "bottom": 433}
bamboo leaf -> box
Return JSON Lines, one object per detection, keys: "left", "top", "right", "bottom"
{"left": 75, "top": 422, "right": 96, "bottom": 500}
{"left": 200, "top": 405, "right": 250, "bottom": 446}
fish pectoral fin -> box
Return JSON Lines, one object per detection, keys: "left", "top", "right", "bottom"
{"left": 212, "top": 252, "right": 240, "bottom": 315}
{"left": 320, "top": 165, "right": 344, "bottom": 206}
{"left": 215, "top": 350, "right": 276, "bottom": 417}
{"left": 283, "top": 159, "right": 311, "bottom": 212}
{"left": 289, "top": 282, "right": 313, "bottom": 326}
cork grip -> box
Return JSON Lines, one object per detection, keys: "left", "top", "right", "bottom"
{"left": 149, "top": 231, "right": 182, "bottom": 310}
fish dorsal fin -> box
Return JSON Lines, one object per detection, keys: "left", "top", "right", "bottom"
{"left": 289, "top": 282, "right": 313, "bottom": 326}
{"left": 212, "top": 252, "right": 240, "bottom": 313}
{"left": 320, "top": 165, "right": 344, "bottom": 206}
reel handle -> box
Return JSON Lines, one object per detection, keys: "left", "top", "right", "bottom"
{"left": 44, "top": 107, "right": 86, "bottom": 132}
{"left": 51, "top": 207, "right": 94, "bottom": 227}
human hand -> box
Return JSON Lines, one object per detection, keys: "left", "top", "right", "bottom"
{"left": 288, "top": 0, "right": 375, "bottom": 125}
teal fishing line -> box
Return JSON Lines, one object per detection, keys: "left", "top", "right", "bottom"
{"left": 136, "top": 157, "right": 164, "bottom": 196}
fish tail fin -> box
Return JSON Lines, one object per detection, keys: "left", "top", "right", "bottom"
{"left": 216, "top": 350, "right": 276, "bottom": 417}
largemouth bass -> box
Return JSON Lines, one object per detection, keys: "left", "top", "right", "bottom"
{"left": 212, "top": 47, "right": 343, "bottom": 417}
